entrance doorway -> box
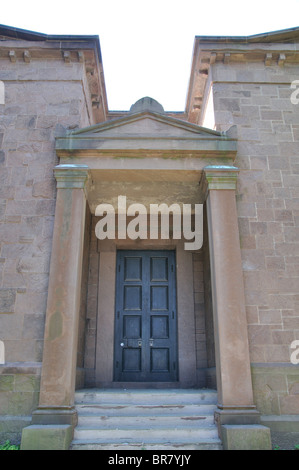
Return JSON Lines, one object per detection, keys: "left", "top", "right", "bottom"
{"left": 114, "top": 250, "right": 178, "bottom": 382}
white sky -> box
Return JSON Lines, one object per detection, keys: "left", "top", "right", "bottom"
{"left": 1, "top": 0, "right": 299, "bottom": 111}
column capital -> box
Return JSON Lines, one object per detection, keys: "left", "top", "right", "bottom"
{"left": 199, "top": 165, "right": 239, "bottom": 200}
{"left": 54, "top": 164, "right": 90, "bottom": 189}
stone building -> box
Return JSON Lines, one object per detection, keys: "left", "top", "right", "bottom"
{"left": 0, "top": 24, "right": 298, "bottom": 450}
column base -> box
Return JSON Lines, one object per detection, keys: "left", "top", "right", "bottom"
{"left": 215, "top": 406, "right": 261, "bottom": 427}
{"left": 31, "top": 406, "right": 78, "bottom": 427}
{"left": 21, "top": 424, "right": 73, "bottom": 450}
{"left": 215, "top": 407, "right": 272, "bottom": 450}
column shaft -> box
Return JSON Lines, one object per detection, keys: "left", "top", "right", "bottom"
{"left": 206, "top": 189, "right": 254, "bottom": 408}
{"left": 201, "top": 166, "right": 256, "bottom": 412}
{"left": 36, "top": 165, "right": 89, "bottom": 420}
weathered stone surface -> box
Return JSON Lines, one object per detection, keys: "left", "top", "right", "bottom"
{"left": 0, "top": 416, "right": 31, "bottom": 445}
{"left": 21, "top": 424, "right": 72, "bottom": 450}
{"left": 207, "top": 57, "right": 299, "bottom": 379}
{"left": 0, "top": 288, "right": 16, "bottom": 313}
{"left": 221, "top": 425, "right": 272, "bottom": 450}
{"left": 252, "top": 364, "right": 299, "bottom": 415}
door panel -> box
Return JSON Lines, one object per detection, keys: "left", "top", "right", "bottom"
{"left": 114, "top": 250, "right": 177, "bottom": 382}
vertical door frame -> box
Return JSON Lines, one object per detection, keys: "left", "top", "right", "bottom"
{"left": 95, "top": 239, "right": 197, "bottom": 388}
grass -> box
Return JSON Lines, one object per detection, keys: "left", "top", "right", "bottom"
{"left": 0, "top": 440, "right": 20, "bottom": 450}
{"left": 1, "top": 440, "right": 299, "bottom": 451}
{"left": 274, "top": 444, "right": 299, "bottom": 450}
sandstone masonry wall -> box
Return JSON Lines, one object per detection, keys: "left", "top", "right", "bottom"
{"left": 0, "top": 54, "right": 93, "bottom": 432}
{"left": 210, "top": 60, "right": 299, "bottom": 414}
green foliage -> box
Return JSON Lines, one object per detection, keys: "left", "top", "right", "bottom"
{"left": 273, "top": 444, "right": 299, "bottom": 451}
{"left": 0, "top": 440, "right": 20, "bottom": 450}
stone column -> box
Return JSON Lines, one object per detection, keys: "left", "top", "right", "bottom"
{"left": 32, "top": 164, "right": 90, "bottom": 426}
{"left": 200, "top": 165, "right": 271, "bottom": 449}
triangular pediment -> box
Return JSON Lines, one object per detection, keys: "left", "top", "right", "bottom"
{"left": 56, "top": 108, "right": 237, "bottom": 156}
{"left": 69, "top": 111, "right": 223, "bottom": 140}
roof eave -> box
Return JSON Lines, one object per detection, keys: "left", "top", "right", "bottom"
{"left": 195, "top": 26, "right": 299, "bottom": 44}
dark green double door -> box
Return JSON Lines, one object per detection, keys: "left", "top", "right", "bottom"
{"left": 114, "top": 250, "right": 178, "bottom": 382}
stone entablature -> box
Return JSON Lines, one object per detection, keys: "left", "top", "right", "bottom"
{"left": 55, "top": 101, "right": 237, "bottom": 214}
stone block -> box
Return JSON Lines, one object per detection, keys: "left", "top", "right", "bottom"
{"left": 261, "top": 415, "right": 299, "bottom": 433}
{"left": 221, "top": 424, "right": 272, "bottom": 450}
{"left": 0, "top": 288, "right": 16, "bottom": 313}
{"left": 0, "top": 375, "right": 14, "bottom": 392}
{"left": 7, "top": 390, "right": 39, "bottom": 415}
{"left": 21, "top": 424, "right": 73, "bottom": 450}
{"left": 0, "top": 416, "right": 31, "bottom": 445}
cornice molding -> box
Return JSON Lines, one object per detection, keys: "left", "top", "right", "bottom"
{"left": 186, "top": 27, "right": 299, "bottom": 123}
{"left": 0, "top": 25, "right": 108, "bottom": 123}
{"left": 55, "top": 110, "right": 237, "bottom": 159}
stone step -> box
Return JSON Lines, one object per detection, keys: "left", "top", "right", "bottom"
{"left": 78, "top": 412, "right": 214, "bottom": 428}
{"left": 77, "top": 413, "right": 215, "bottom": 428}
{"left": 71, "top": 388, "right": 221, "bottom": 450}
{"left": 73, "top": 425, "right": 219, "bottom": 442}
{"left": 76, "top": 403, "right": 217, "bottom": 417}
{"left": 75, "top": 388, "right": 218, "bottom": 405}
{"left": 71, "top": 439, "right": 222, "bottom": 451}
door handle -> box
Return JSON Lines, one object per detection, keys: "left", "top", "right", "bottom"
{"left": 149, "top": 339, "right": 154, "bottom": 347}
{"left": 138, "top": 340, "right": 142, "bottom": 348}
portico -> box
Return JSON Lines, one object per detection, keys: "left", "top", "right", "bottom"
{"left": 21, "top": 98, "right": 271, "bottom": 449}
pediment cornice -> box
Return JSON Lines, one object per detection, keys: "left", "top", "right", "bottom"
{"left": 56, "top": 110, "right": 237, "bottom": 157}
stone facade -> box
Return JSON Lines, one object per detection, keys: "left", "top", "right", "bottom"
{"left": 0, "top": 27, "right": 106, "bottom": 443}
{"left": 187, "top": 30, "right": 299, "bottom": 422}
{"left": 0, "top": 25, "right": 298, "bottom": 449}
